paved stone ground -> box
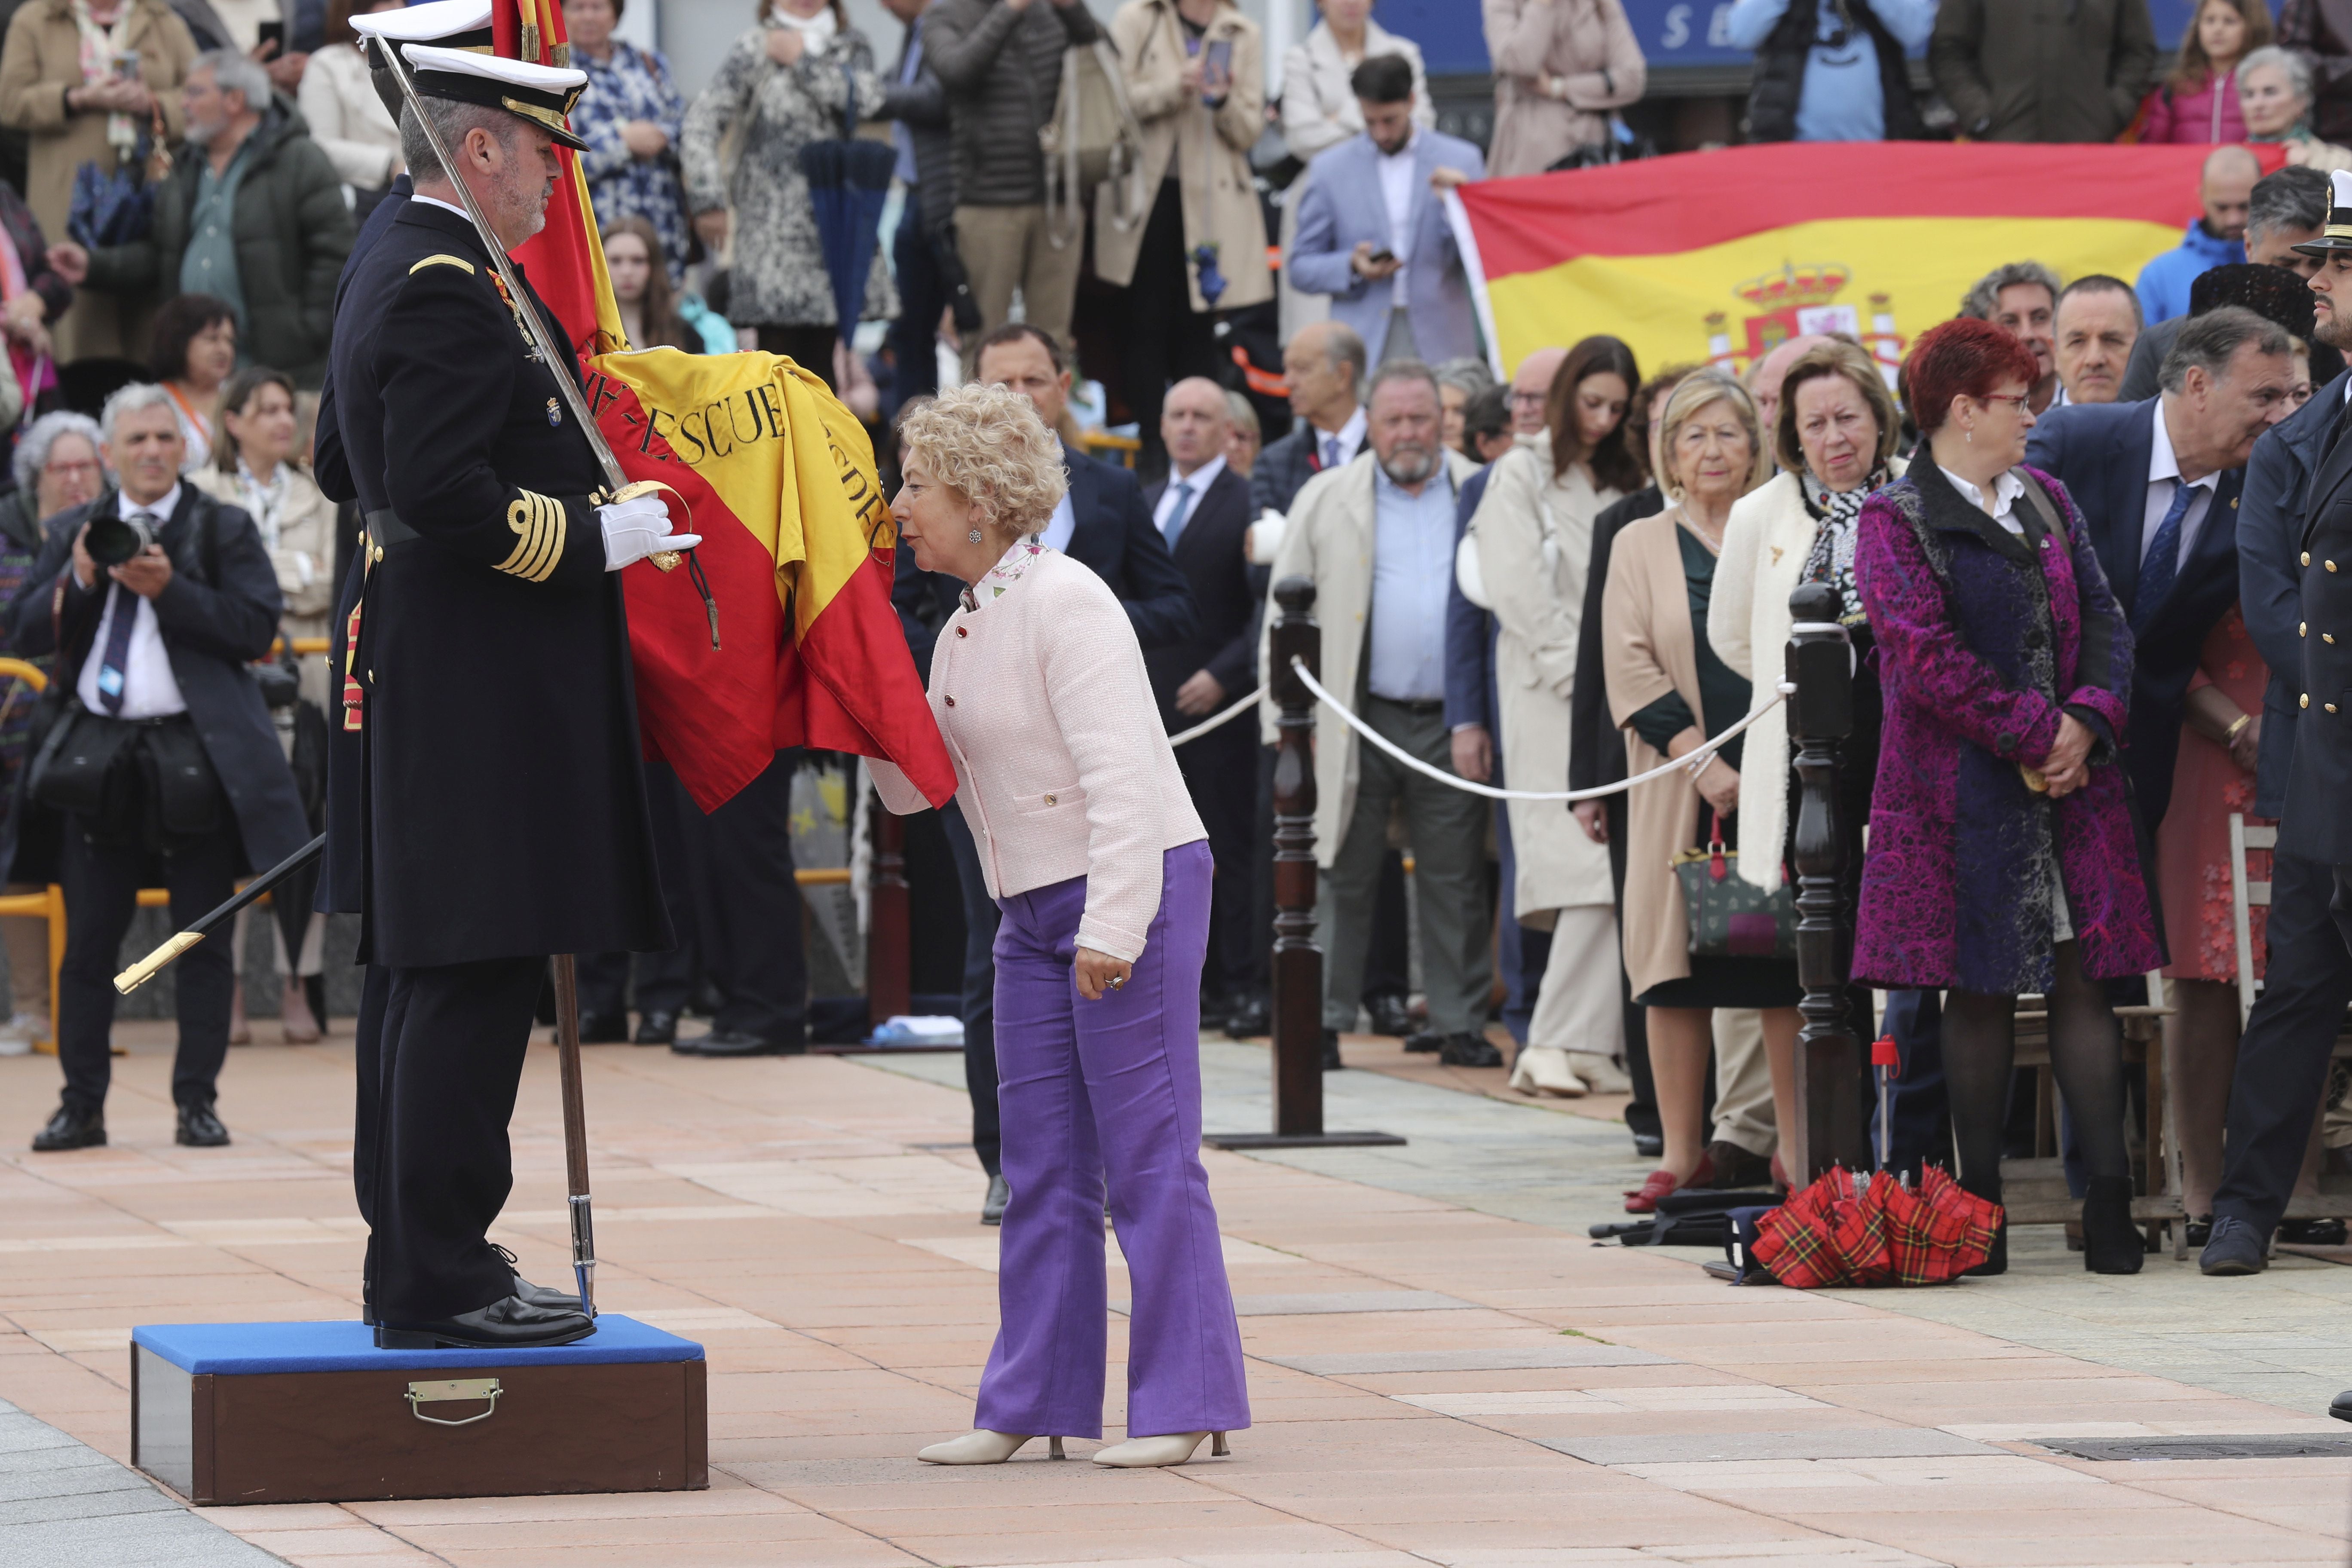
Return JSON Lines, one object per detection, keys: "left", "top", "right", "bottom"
{"left": 3, "top": 1023, "right": 2352, "bottom": 1566}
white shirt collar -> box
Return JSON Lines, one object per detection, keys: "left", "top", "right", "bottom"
{"left": 1167, "top": 453, "right": 1225, "bottom": 496}
{"left": 411, "top": 192, "right": 470, "bottom": 222}
{"left": 122, "top": 484, "right": 179, "bottom": 521}
{"left": 1936, "top": 463, "right": 2022, "bottom": 523}
{"left": 1316, "top": 406, "right": 1367, "bottom": 465}
{"left": 2148, "top": 398, "right": 2216, "bottom": 493}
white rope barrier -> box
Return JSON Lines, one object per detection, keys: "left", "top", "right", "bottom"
{"left": 1165, "top": 685, "right": 1264, "bottom": 747}
{"left": 1288, "top": 657, "right": 1790, "bottom": 803}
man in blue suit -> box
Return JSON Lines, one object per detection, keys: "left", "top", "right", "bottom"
{"left": 894, "top": 321, "right": 1195, "bottom": 1222}
{"left": 2024, "top": 305, "right": 2295, "bottom": 832}
{"left": 1288, "top": 55, "right": 1484, "bottom": 366}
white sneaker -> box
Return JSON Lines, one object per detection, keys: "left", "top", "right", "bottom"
{"left": 0, "top": 1013, "right": 37, "bottom": 1057}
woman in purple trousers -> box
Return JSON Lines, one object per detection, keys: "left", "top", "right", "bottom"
{"left": 871, "top": 382, "right": 1251, "bottom": 1469}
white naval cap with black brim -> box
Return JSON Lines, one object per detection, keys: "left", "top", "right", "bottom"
{"left": 351, "top": 0, "right": 495, "bottom": 62}
{"left": 2295, "top": 169, "right": 2352, "bottom": 257}
{"left": 396, "top": 43, "right": 591, "bottom": 153}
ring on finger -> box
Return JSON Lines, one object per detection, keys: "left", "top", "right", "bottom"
{"left": 1109, "top": 974, "right": 1125, "bottom": 990}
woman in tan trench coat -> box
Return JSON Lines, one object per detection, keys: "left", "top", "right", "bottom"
{"left": 1481, "top": 0, "right": 1644, "bottom": 178}
{"left": 1099, "top": 0, "right": 1269, "bottom": 462}
{"left": 0, "top": 0, "right": 192, "bottom": 363}
{"left": 1602, "top": 370, "right": 1800, "bottom": 1214}
{"left": 1472, "top": 335, "right": 1640, "bottom": 1099}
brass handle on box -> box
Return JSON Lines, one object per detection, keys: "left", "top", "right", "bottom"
{"left": 405, "top": 1377, "right": 501, "bottom": 1427}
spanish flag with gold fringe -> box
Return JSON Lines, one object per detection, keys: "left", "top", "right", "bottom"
{"left": 584, "top": 349, "right": 958, "bottom": 814}
{"left": 1452, "top": 143, "right": 2287, "bottom": 383}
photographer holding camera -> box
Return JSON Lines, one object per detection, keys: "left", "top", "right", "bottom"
{"left": 5, "top": 381, "right": 306, "bottom": 1153}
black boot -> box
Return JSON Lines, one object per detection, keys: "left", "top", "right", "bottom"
{"left": 1960, "top": 1172, "right": 2006, "bottom": 1277}
{"left": 2082, "top": 1176, "right": 2145, "bottom": 1274}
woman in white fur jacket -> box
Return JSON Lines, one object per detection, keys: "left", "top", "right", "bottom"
{"left": 1708, "top": 338, "right": 1904, "bottom": 903}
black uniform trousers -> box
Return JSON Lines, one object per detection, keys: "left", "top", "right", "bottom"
{"left": 1177, "top": 718, "right": 1258, "bottom": 1002}
{"left": 577, "top": 764, "right": 699, "bottom": 1023}
{"left": 887, "top": 193, "right": 949, "bottom": 411}
{"left": 354, "top": 955, "right": 540, "bottom": 1322}
{"left": 57, "top": 816, "right": 238, "bottom": 1115}
{"left": 939, "top": 803, "right": 1001, "bottom": 1178}
{"left": 2211, "top": 851, "right": 2352, "bottom": 1234}
{"left": 676, "top": 750, "right": 808, "bottom": 1046}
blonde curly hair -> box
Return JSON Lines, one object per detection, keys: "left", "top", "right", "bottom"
{"left": 897, "top": 382, "right": 1069, "bottom": 541}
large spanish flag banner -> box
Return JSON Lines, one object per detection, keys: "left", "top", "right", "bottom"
{"left": 1452, "top": 143, "right": 2285, "bottom": 383}
{"left": 583, "top": 348, "right": 958, "bottom": 814}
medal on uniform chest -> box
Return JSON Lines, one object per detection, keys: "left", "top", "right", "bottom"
{"left": 487, "top": 273, "right": 546, "bottom": 361}
{"left": 547, "top": 398, "right": 561, "bottom": 426}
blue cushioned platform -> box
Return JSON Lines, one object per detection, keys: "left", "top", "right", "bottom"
{"left": 132, "top": 1315, "right": 702, "bottom": 1375}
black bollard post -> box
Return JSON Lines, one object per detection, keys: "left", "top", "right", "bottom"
{"left": 1205, "top": 577, "right": 1402, "bottom": 1151}
{"left": 1785, "top": 580, "right": 1865, "bottom": 1183}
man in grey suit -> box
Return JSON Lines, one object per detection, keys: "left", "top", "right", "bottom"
{"left": 1288, "top": 55, "right": 1484, "bottom": 366}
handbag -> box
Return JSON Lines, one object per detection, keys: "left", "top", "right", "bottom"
{"left": 1039, "top": 40, "right": 1147, "bottom": 249}
{"left": 1671, "top": 811, "right": 1797, "bottom": 960}
{"left": 65, "top": 104, "right": 172, "bottom": 250}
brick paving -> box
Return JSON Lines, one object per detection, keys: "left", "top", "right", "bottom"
{"left": 2, "top": 1023, "right": 2350, "bottom": 1566}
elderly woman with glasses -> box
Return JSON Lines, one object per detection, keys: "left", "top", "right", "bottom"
{"left": 872, "top": 382, "right": 1247, "bottom": 1471}
{"left": 1853, "top": 317, "right": 2161, "bottom": 1276}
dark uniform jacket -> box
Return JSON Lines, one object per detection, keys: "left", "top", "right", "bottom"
{"left": 2239, "top": 371, "right": 2350, "bottom": 818}
{"left": 1, "top": 484, "right": 308, "bottom": 877}
{"left": 2282, "top": 393, "right": 2352, "bottom": 867}
{"left": 323, "top": 197, "right": 667, "bottom": 968}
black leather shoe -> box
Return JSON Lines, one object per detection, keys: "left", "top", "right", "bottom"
{"left": 2330, "top": 1390, "right": 2352, "bottom": 1424}
{"left": 1223, "top": 994, "right": 1269, "bottom": 1039}
{"left": 577, "top": 1011, "right": 629, "bottom": 1044}
{"left": 634, "top": 1009, "right": 680, "bottom": 1045}
{"left": 980, "top": 1172, "right": 1008, "bottom": 1226}
{"left": 1439, "top": 1032, "right": 1503, "bottom": 1068}
{"left": 31, "top": 1102, "right": 104, "bottom": 1151}
{"left": 175, "top": 1100, "right": 230, "bottom": 1147}
{"left": 1403, "top": 1030, "right": 1443, "bottom": 1054}
{"left": 1365, "top": 993, "right": 1414, "bottom": 1037}
{"left": 2279, "top": 1216, "right": 2349, "bottom": 1246}
{"left": 490, "top": 1243, "right": 582, "bottom": 1311}
{"left": 1322, "top": 1028, "right": 1341, "bottom": 1071}
{"left": 1630, "top": 1128, "right": 1665, "bottom": 1159}
{"left": 375, "top": 1295, "right": 595, "bottom": 1350}
{"left": 671, "top": 1029, "right": 804, "bottom": 1057}
{"left": 1698, "top": 1139, "right": 1773, "bottom": 1190}
{"left": 2199, "top": 1214, "right": 2269, "bottom": 1275}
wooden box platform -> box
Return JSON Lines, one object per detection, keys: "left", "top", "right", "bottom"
{"left": 129, "top": 1316, "right": 706, "bottom": 1506}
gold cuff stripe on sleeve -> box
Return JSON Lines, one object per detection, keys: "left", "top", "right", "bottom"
{"left": 409, "top": 254, "right": 476, "bottom": 275}
{"left": 495, "top": 490, "right": 566, "bottom": 583}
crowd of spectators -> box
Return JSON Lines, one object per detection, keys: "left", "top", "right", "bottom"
{"left": 0, "top": 0, "right": 2349, "bottom": 1283}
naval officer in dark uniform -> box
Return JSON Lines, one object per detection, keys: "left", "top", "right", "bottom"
{"left": 326, "top": 43, "right": 699, "bottom": 1350}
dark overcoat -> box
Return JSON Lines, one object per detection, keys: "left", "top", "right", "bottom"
{"left": 1, "top": 484, "right": 310, "bottom": 877}
{"left": 1850, "top": 461, "right": 2164, "bottom": 994}
{"left": 323, "top": 198, "right": 668, "bottom": 968}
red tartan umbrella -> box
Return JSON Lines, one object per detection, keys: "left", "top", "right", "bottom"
{"left": 1752, "top": 1167, "right": 2001, "bottom": 1288}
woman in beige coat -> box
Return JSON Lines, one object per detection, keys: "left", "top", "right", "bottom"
{"left": 1481, "top": 0, "right": 1644, "bottom": 179}
{"left": 1100, "top": 0, "right": 1270, "bottom": 463}
{"left": 1602, "top": 370, "right": 1799, "bottom": 1213}
{"left": 0, "top": 0, "right": 192, "bottom": 362}
{"left": 1471, "top": 335, "right": 1640, "bottom": 1098}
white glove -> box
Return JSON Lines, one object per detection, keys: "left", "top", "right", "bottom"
{"left": 598, "top": 490, "right": 703, "bottom": 572}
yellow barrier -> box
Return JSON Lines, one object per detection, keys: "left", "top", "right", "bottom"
{"left": 1080, "top": 431, "right": 1140, "bottom": 469}
{"left": 0, "top": 867, "right": 857, "bottom": 1053}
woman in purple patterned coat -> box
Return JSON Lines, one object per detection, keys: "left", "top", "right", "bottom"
{"left": 1853, "top": 317, "right": 2165, "bottom": 1277}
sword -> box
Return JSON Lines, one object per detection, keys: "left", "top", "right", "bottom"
{"left": 551, "top": 952, "right": 597, "bottom": 1318}
{"left": 113, "top": 833, "right": 326, "bottom": 994}
{"left": 378, "top": 38, "right": 717, "bottom": 650}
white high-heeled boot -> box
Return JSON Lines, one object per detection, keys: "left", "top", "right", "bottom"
{"left": 915, "top": 1430, "right": 1066, "bottom": 1464}
{"left": 1090, "top": 1431, "right": 1229, "bottom": 1468}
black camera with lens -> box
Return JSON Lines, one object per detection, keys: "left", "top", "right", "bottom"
{"left": 83, "top": 511, "right": 155, "bottom": 567}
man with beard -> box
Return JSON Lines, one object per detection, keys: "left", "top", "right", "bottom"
{"left": 2204, "top": 168, "right": 2352, "bottom": 1276}
{"left": 1261, "top": 361, "right": 1490, "bottom": 1068}
{"left": 324, "top": 44, "right": 698, "bottom": 1347}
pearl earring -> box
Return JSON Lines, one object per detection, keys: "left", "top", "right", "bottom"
{"left": 967, "top": 528, "right": 984, "bottom": 544}
{"left": 1965, "top": 427, "right": 1975, "bottom": 444}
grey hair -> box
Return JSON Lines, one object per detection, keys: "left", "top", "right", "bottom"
{"left": 2159, "top": 303, "right": 2293, "bottom": 393}
{"left": 99, "top": 382, "right": 178, "bottom": 445}
{"left": 2250, "top": 163, "right": 2331, "bottom": 245}
{"left": 1432, "top": 356, "right": 1496, "bottom": 398}
{"left": 1223, "top": 389, "right": 1259, "bottom": 439}
{"left": 190, "top": 47, "right": 271, "bottom": 112}
{"left": 2241, "top": 44, "right": 2314, "bottom": 106}
{"left": 1367, "top": 358, "right": 1442, "bottom": 407}
{"left": 398, "top": 98, "right": 520, "bottom": 185}
{"left": 1960, "top": 260, "right": 2062, "bottom": 322}
{"left": 12, "top": 411, "right": 103, "bottom": 496}
{"left": 1321, "top": 321, "right": 1369, "bottom": 389}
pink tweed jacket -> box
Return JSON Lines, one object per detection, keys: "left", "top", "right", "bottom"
{"left": 871, "top": 546, "right": 1206, "bottom": 962}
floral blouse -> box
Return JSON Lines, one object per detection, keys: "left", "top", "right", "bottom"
{"left": 574, "top": 41, "right": 690, "bottom": 285}
{"left": 961, "top": 539, "right": 1046, "bottom": 611}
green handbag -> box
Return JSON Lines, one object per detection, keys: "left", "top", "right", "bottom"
{"left": 1672, "top": 813, "right": 1798, "bottom": 961}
